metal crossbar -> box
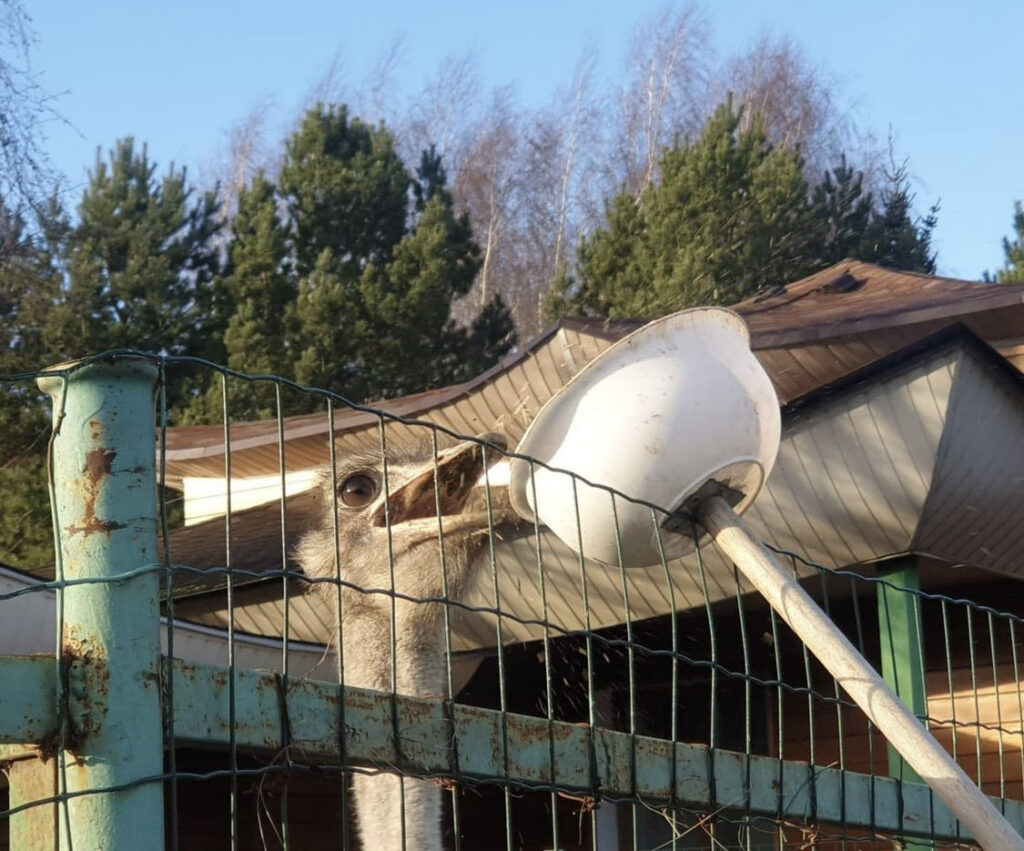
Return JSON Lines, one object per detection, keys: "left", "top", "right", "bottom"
{"left": 0, "top": 351, "right": 1023, "bottom": 849}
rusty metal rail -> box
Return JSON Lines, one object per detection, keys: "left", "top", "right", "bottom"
{"left": 3, "top": 653, "right": 1023, "bottom": 844}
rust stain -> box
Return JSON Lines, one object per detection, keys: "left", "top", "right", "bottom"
{"left": 65, "top": 447, "right": 126, "bottom": 538}
{"left": 60, "top": 625, "right": 111, "bottom": 754}
{"left": 85, "top": 447, "right": 116, "bottom": 481}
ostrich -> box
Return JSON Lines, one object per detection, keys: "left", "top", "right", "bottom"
{"left": 297, "top": 432, "right": 515, "bottom": 851}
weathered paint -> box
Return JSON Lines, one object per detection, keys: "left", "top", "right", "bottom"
{"left": 0, "top": 656, "right": 58, "bottom": 745}
{"left": 37, "top": 358, "right": 164, "bottom": 851}
{"left": 877, "top": 556, "right": 928, "bottom": 782}
{"left": 6, "top": 754, "right": 58, "bottom": 849}
{"left": 165, "top": 655, "right": 1024, "bottom": 842}
{"left": 3, "top": 646, "right": 1020, "bottom": 842}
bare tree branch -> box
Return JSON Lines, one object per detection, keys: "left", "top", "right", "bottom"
{"left": 353, "top": 35, "right": 405, "bottom": 126}
{"left": 0, "top": 0, "right": 65, "bottom": 209}
{"left": 400, "top": 50, "right": 482, "bottom": 171}
{"left": 612, "top": 4, "right": 712, "bottom": 199}
{"left": 717, "top": 33, "right": 879, "bottom": 181}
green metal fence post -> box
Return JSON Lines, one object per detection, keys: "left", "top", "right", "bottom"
{"left": 876, "top": 555, "right": 928, "bottom": 782}
{"left": 877, "top": 555, "right": 929, "bottom": 851}
{"left": 38, "top": 357, "right": 164, "bottom": 851}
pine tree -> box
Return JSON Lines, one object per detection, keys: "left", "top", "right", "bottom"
{"left": 282, "top": 104, "right": 412, "bottom": 400}
{"left": 809, "top": 155, "right": 874, "bottom": 266}
{"left": 353, "top": 148, "right": 486, "bottom": 398}
{"left": 282, "top": 105, "right": 514, "bottom": 402}
{"left": 857, "top": 160, "right": 937, "bottom": 274}
{"left": 291, "top": 248, "right": 360, "bottom": 397}
{"left": 279, "top": 104, "right": 409, "bottom": 279}
{"left": 549, "top": 100, "right": 816, "bottom": 318}
{"left": 547, "top": 193, "right": 650, "bottom": 318}
{"left": 0, "top": 200, "right": 58, "bottom": 567}
{"left": 453, "top": 293, "right": 517, "bottom": 380}
{"left": 187, "top": 172, "right": 296, "bottom": 421}
{"left": 46, "top": 139, "right": 225, "bottom": 364}
{"left": 993, "top": 201, "right": 1024, "bottom": 282}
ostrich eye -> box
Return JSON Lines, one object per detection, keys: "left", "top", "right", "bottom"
{"left": 339, "top": 473, "right": 378, "bottom": 508}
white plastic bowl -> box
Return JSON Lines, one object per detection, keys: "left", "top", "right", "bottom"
{"left": 508, "top": 307, "right": 780, "bottom": 568}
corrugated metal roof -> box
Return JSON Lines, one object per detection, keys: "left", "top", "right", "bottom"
{"left": 163, "top": 329, "right": 1024, "bottom": 654}
{"left": 160, "top": 262, "right": 1024, "bottom": 486}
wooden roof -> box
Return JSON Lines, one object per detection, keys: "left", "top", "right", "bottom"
{"left": 735, "top": 259, "right": 1024, "bottom": 347}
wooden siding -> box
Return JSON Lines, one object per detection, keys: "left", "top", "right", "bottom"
{"left": 913, "top": 345, "right": 1024, "bottom": 577}
{"left": 785, "top": 657, "right": 1024, "bottom": 802}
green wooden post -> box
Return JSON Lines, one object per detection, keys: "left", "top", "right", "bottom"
{"left": 38, "top": 358, "right": 164, "bottom": 850}
{"left": 877, "top": 556, "right": 928, "bottom": 782}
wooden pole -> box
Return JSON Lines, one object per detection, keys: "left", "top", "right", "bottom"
{"left": 697, "top": 495, "right": 1024, "bottom": 851}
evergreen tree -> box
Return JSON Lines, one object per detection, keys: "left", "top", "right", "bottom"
{"left": 549, "top": 100, "right": 816, "bottom": 318}
{"left": 185, "top": 172, "right": 296, "bottom": 421}
{"left": 809, "top": 155, "right": 874, "bottom": 267}
{"left": 452, "top": 293, "right": 517, "bottom": 380}
{"left": 412, "top": 145, "right": 449, "bottom": 213}
{"left": 547, "top": 193, "right": 650, "bottom": 318}
{"left": 223, "top": 173, "right": 294, "bottom": 377}
{"left": 993, "top": 201, "right": 1024, "bottom": 283}
{"left": 355, "top": 191, "right": 482, "bottom": 398}
{"left": 45, "top": 139, "right": 225, "bottom": 363}
{"left": 857, "top": 161, "right": 937, "bottom": 274}
{"left": 282, "top": 104, "right": 514, "bottom": 402}
{"left": 291, "top": 248, "right": 359, "bottom": 396}
{"left": 548, "top": 101, "right": 944, "bottom": 322}
{"left": 279, "top": 104, "right": 409, "bottom": 279}
{"left": 0, "top": 200, "right": 58, "bottom": 567}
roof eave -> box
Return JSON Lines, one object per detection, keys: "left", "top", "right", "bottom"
{"left": 746, "top": 291, "right": 1024, "bottom": 349}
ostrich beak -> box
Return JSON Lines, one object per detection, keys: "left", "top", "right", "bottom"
{"left": 370, "top": 433, "right": 508, "bottom": 531}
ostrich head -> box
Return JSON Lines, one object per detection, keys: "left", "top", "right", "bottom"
{"left": 297, "top": 432, "right": 515, "bottom": 690}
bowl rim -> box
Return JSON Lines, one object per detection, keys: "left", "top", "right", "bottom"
{"left": 507, "top": 306, "right": 754, "bottom": 522}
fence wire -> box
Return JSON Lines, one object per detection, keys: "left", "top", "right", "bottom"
{"left": 0, "top": 351, "right": 1022, "bottom": 849}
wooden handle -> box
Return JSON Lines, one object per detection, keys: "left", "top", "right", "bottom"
{"left": 698, "top": 495, "right": 1024, "bottom": 850}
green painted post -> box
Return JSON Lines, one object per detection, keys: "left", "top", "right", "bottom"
{"left": 877, "top": 556, "right": 928, "bottom": 782}
{"left": 38, "top": 357, "right": 165, "bottom": 850}
{"left": 877, "top": 556, "right": 930, "bottom": 851}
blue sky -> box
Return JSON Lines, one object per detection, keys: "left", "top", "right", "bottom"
{"left": 27, "top": 1, "right": 1024, "bottom": 280}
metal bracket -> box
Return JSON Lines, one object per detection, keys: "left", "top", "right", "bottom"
{"left": 661, "top": 479, "right": 745, "bottom": 538}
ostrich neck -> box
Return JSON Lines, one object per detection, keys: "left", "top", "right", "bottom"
{"left": 341, "top": 595, "right": 448, "bottom": 700}
{"left": 342, "top": 597, "right": 449, "bottom": 850}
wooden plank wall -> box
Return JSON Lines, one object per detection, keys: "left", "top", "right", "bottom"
{"left": 783, "top": 662, "right": 1024, "bottom": 803}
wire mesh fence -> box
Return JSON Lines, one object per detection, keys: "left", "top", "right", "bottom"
{"left": 1, "top": 351, "right": 1023, "bottom": 849}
